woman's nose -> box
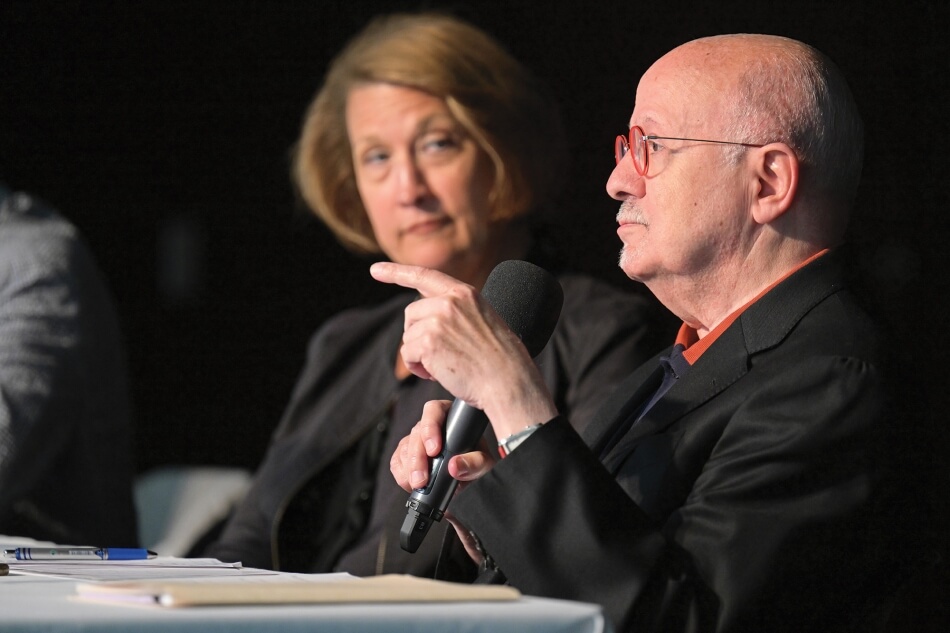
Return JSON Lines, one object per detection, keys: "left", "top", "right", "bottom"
{"left": 395, "top": 158, "right": 429, "bottom": 206}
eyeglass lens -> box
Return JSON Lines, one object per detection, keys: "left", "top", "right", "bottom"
{"left": 615, "top": 127, "right": 648, "bottom": 175}
{"left": 615, "top": 136, "right": 628, "bottom": 165}
{"left": 632, "top": 127, "right": 647, "bottom": 175}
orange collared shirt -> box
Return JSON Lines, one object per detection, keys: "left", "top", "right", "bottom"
{"left": 678, "top": 250, "right": 829, "bottom": 365}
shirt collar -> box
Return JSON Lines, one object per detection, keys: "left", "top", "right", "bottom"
{"left": 677, "top": 249, "right": 830, "bottom": 365}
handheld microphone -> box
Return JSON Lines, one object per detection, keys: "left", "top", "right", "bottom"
{"left": 399, "top": 260, "right": 564, "bottom": 553}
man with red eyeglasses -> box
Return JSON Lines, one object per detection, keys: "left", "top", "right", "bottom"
{"left": 374, "top": 34, "right": 917, "bottom": 632}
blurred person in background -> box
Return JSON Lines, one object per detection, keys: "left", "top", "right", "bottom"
{"left": 0, "top": 183, "right": 137, "bottom": 546}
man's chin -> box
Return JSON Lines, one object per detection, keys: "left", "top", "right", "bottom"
{"left": 618, "top": 250, "right": 646, "bottom": 282}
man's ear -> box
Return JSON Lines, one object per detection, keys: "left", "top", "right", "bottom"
{"left": 750, "top": 143, "right": 799, "bottom": 225}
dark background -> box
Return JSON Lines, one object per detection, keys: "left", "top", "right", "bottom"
{"left": 2, "top": 0, "right": 947, "bottom": 512}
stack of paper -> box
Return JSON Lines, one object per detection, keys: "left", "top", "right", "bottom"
{"left": 1, "top": 536, "right": 278, "bottom": 582}
{"left": 4, "top": 556, "right": 277, "bottom": 581}
{"left": 74, "top": 574, "right": 521, "bottom": 607}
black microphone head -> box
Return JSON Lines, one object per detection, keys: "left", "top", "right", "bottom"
{"left": 481, "top": 260, "right": 563, "bottom": 358}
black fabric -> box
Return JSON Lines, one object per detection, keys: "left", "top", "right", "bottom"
{"left": 600, "top": 343, "right": 688, "bottom": 464}
{"left": 277, "top": 396, "right": 393, "bottom": 573}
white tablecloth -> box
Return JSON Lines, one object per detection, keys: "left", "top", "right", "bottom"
{"left": 0, "top": 575, "right": 612, "bottom": 633}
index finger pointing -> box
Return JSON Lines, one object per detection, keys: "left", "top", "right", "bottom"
{"left": 370, "top": 262, "right": 466, "bottom": 297}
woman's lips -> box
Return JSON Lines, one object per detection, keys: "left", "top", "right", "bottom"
{"left": 403, "top": 217, "right": 451, "bottom": 236}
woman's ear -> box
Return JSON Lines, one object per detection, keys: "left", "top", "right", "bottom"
{"left": 750, "top": 143, "right": 799, "bottom": 225}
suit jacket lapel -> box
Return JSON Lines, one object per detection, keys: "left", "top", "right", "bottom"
{"left": 581, "top": 351, "right": 667, "bottom": 453}
{"left": 591, "top": 252, "right": 847, "bottom": 473}
{"left": 600, "top": 325, "right": 751, "bottom": 471}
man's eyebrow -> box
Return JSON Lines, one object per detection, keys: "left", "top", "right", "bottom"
{"left": 632, "top": 115, "right": 660, "bottom": 130}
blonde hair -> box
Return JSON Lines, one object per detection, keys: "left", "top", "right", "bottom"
{"left": 292, "top": 12, "right": 566, "bottom": 253}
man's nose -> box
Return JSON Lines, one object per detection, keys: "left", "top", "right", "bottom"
{"left": 606, "top": 158, "right": 645, "bottom": 201}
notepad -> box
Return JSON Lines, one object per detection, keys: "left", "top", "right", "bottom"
{"left": 74, "top": 574, "right": 521, "bottom": 607}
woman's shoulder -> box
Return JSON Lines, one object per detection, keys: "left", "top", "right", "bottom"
{"left": 555, "top": 271, "right": 656, "bottom": 316}
{"left": 306, "top": 291, "right": 415, "bottom": 350}
{"left": 552, "top": 270, "right": 677, "bottom": 354}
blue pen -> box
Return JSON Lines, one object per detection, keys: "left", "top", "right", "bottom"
{"left": 2, "top": 547, "right": 157, "bottom": 561}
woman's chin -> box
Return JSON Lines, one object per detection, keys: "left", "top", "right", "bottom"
{"left": 398, "top": 249, "right": 464, "bottom": 273}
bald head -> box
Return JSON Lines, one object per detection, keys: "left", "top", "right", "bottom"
{"left": 648, "top": 34, "right": 864, "bottom": 238}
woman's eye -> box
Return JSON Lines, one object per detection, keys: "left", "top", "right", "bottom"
{"left": 417, "top": 133, "right": 458, "bottom": 155}
{"left": 361, "top": 148, "right": 389, "bottom": 165}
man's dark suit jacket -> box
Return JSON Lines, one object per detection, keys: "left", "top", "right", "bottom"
{"left": 453, "top": 252, "right": 905, "bottom": 632}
